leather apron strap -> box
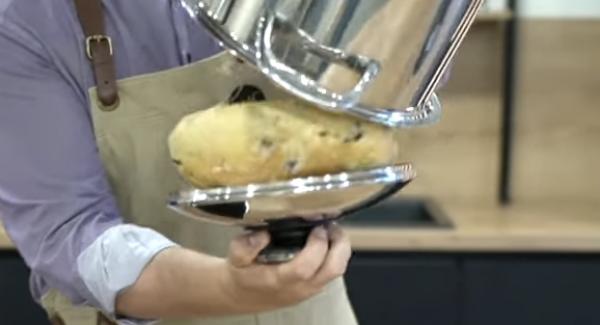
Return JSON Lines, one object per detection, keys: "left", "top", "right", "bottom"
{"left": 53, "top": 1, "right": 120, "bottom": 324}
{"left": 73, "top": 0, "right": 119, "bottom": 110}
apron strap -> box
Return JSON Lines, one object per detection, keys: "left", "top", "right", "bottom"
{"left": 73, "top": 0, "right": 119, "bottom": 110}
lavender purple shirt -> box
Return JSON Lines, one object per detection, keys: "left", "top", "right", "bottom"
{"left": 0, "top": 0, "right": 221, "bottom": 317}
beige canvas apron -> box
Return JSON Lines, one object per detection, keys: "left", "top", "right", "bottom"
{"left": 40, "top": 52, "right": 358, "bottom": 325}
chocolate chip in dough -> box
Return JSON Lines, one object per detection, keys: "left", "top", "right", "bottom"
{"left": 347, "top": 131, "right": 364, "bottom": 142}
{"left": 172, "top": 159, "right": 183, "bottom": 166}
{"left": 285, "top": 160, "right": 300, "bottom": 174}
{"left": 260, "top": 138, "right": 275, "bottom": 149}
{"left": 343, "top": 121, "right": 364, "bottom": 143}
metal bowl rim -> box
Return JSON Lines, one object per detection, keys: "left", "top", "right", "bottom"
{"left": 169, "top": 162, "right": 415, "bottom": 206}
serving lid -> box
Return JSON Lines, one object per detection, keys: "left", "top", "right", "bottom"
{"left": 168, "top": 163, "right": 415, "bottom": 226}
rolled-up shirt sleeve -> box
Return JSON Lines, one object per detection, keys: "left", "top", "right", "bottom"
{"left": 0, "top": 6, "right": 176, "bottom": 322}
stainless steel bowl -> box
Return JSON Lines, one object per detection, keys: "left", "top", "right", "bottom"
{"left": 181, "top": 0, "right": 483, "bottom": 127}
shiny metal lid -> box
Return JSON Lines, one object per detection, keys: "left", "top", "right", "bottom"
{"left": 168, "top": 163, "right": 415, "bottom": 226}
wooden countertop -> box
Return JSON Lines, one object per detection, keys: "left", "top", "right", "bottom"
{"left": 1, "top": 202, "right": 599, "bottom": 252}
{"left": 346, "top": 202, "right": 600, "bottom": 253}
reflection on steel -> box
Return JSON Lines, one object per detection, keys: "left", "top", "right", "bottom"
{"left": 168, "top": 163, "right": 415, "bottom": 226}
{"left": 180, "top": 0, "right": 483, "bottom": 127}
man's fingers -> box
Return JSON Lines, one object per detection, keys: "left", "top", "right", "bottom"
{"left": 228, "top": 231, "right": 270, "bottom": 268}
{"left": 312, "top": 224, "right": 352, "bottom": 287}
{"left": 277, "top": 226, "right": 329, "bottom": 283}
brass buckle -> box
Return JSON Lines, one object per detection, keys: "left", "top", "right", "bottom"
{"left": 85, "top": 35, "right": 113, "bottom": 60}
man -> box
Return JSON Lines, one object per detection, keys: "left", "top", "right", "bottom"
{"left": 0, "top": 0, "right": 355, "bottom": 324}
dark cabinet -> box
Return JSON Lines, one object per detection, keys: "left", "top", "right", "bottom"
{"left": 462, "top": 255, "right": 600, "bottom": 325}
{"left": 0, "top": 251, "right": 48, "bottom": 324}
{"left": 3, "top": 248, "right": 600, "bottom": 325}
{"left": 346, "top": 253, "right": 600, "bottom": 325}
{"left": 345, "top": 253, "right": 460, "bottom": 325}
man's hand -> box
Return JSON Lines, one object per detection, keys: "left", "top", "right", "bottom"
{"left": 222, "top": 224, "right": 352, "bottom": 312}
{"left": 116, "top": 223, "right": 351, "bottom": 319}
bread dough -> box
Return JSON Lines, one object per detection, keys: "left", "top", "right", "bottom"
{"left": 168, "top": 100, "right": 400, "bottom": 188}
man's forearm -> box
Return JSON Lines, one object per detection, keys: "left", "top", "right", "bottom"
{"left": 116, "top": 247, "right": 238, "bottom": 319}
{"left": 115, "top": 226, "right": 351, "bottom": 320}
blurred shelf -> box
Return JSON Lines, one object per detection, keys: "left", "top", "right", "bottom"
{"left": 476, "top": 10, "right": 514, "bottom": 23}
{"left": 345, "top": 201, "right": 600, "bottom": 252}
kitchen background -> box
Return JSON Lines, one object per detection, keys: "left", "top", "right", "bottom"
{"left": 1, "top": 0, "right": 599, "bottom": 324}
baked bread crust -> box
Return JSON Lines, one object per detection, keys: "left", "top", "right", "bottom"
{"left": 169, "top": 100, "right": 399, "bottom": 187}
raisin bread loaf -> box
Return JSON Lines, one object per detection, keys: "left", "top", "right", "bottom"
{"left": 168, "top": 100, "right": 399, "bottom": 188}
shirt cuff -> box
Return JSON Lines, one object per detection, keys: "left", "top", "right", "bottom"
{"left": 77, "top": 224, "right": 178, "bottom": 324}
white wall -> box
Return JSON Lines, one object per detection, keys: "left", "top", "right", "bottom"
{"left": 519, "top": 0, "right": 600, "bottom": 18}
{"left": 483, "top": 0, "right": 600, "bottom": 18}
